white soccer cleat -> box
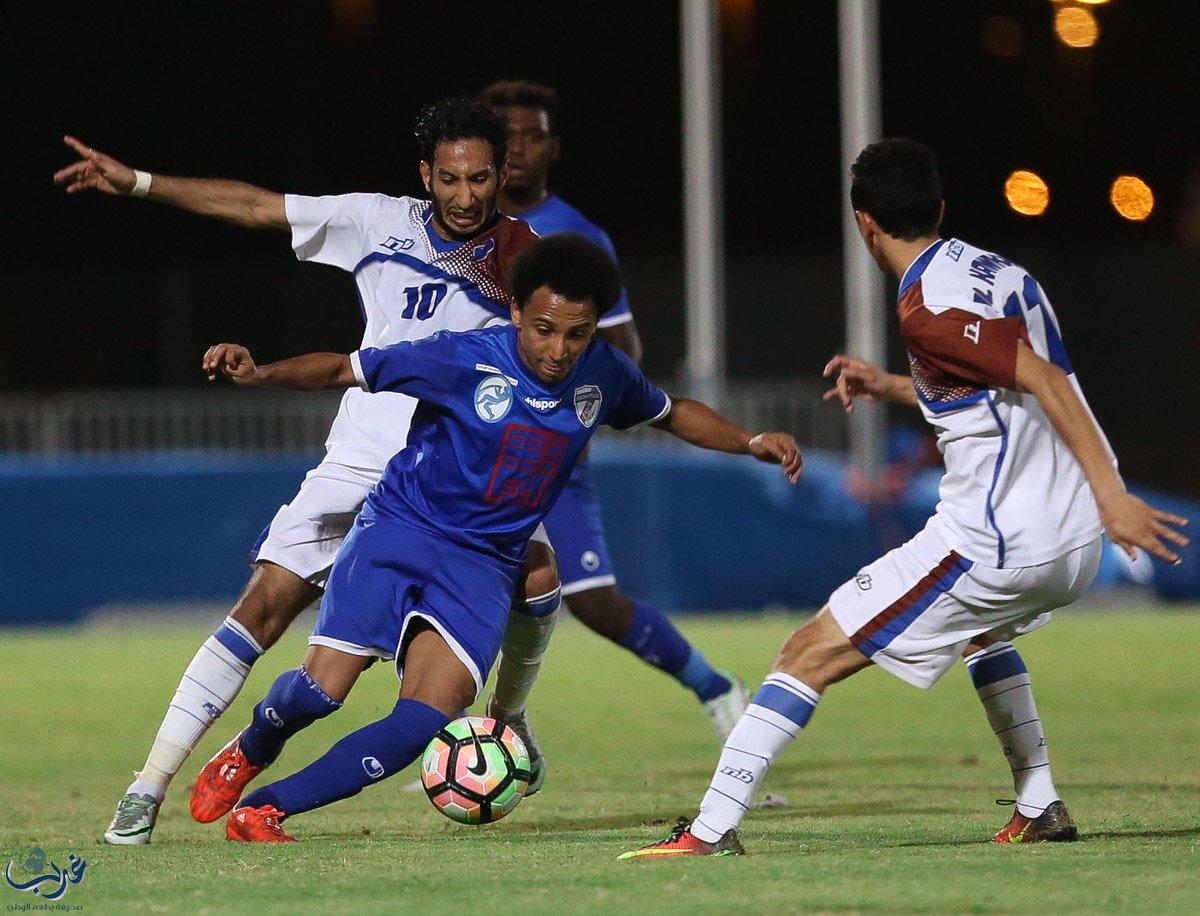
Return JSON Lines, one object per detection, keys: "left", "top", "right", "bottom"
{"left": 485, "top": 696, "right": 545, "bottom": 796}
{"left": 104, "top": 792, "right": 160, "bottom": 845}
{"left": 703, "top": 674, "right": 750, "bottom": 742}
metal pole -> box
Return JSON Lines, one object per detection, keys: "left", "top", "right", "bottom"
{"left": 838, "top": 0, "right": 886, "bottom": 477}
{"left": 680, "top": 0, "right": 726, "bottom": 408}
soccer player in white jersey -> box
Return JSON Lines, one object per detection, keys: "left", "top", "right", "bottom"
{"left": 480, "top": 80, "right": 749, "bottom": 735}
{"left": 622, "top": 138, "right": 1189, "bottom": 858}
{"left": 55, "top": 97, "right": 563, "bottom": 844}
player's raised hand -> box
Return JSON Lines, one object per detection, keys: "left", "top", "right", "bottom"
{"left": 53, "top": 135, "right": 137, "bottom": 196}
{"left": 1099, "top": 491, "right": 1189, "bottom": 565}
{"left": 822, "top": 355, "right": 892, "bottom": 414}
{"left": 749, "top": 432, "right": 803, "bottom": 483}
{"left": 203, "top": 343, "right": 261, "bottom": 386}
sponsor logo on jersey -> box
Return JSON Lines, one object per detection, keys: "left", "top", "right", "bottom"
{"left": 475, "top": 375, "right": 513, "bottom": 423}
{"left": 963, "top": 320, "right": 981, "bottom": 345}
{"left": 361, "top": 756, "right": 385, "bottom": 779}
{"left": 472, "top": 238, "right": 496, "bottom": 261}
{"left": 381, "top": 235, "right": 415, "bottom": 252}
{"left": 573, "top": 385, "right": 602, "bottom": 428}
{"left": 524, "top": 396, "right": 560, "bottom": 411}
{"left": 581, "top": 550, "right": 601, "bottom": 572}
{"left": 476, "top": 363, "right": 519, "bottom": 385}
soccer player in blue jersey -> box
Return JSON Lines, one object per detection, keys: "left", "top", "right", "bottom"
{"left": 192, "top": 233, "right": 802, "bottom": 841}
{"left": 480, "top": 80, "right": 749, "bottom": 737}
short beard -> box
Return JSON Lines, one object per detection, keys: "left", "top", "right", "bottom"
{"left": 432, "top": 193, "right": 498, "bottom": 242}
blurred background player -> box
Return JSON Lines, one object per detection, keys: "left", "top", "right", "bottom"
{"left": 622, "top": 138, "right": 1189, "bottom": 859}
{"left": 480, "top": 80, "right": 748, "bottom": 734}
{"left": 190, "top": 234, "right": 801, "bottom": 842}
{"left": 55, "top": 96, "right": 564, "bottom": 844}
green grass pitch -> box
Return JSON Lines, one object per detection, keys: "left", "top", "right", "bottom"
{"left": 2, "top": 610, "right": 1198, "bottom": 913}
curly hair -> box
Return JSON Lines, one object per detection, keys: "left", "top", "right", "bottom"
{"left": 850, "top": 138, "right": 943, "bottom": 240}
{"left": 479, "top": 79, "right": 560, "bottom": 136}
{"left": 508, "top": 233, "right": 622, "bottom": 314}
{"left": 413, "top": 95, "right": 509, "bottom": 171}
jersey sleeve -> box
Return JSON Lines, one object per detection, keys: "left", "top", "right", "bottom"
{"left": 587, "top": 227, "right": 633, "bottom": 328}
{"left": 284, "top": 193, "right": 384, "bottom": 272}
{"left": 903, "top": 306, "right": 1029, "bottom": 390}
{"left": 602, "top": 345, "right": 672, "bottom": 431}
{"left": 350, "top": 332, "right": 463, "bottom": 405}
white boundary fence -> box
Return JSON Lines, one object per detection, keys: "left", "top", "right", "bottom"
{"left": 0, "top": 380, "right": 844, "bottom": 454}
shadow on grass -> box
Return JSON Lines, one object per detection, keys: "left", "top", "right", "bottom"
{"left": 887, "top": 825, "right": 1200, "bottom": 848}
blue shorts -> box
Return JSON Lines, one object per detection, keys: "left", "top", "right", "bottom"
{"left": 310, "top": 511, "right": 521, "bottom": 700}
{"left": 542, "top": 461, "right": 616, "bottom": 596}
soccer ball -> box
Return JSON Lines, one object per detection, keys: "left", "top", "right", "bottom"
{"left": 421, "top": 716, "right": 532, "bottom": 824}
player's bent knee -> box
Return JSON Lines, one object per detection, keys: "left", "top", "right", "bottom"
{"left": 521, "top": 541, "right": 560, "bottom": 602}
{"left": 398, "top": 624, "right": 478, "bottom": 715}
{"left": 232, "top": 562, "right": 322, "bottom": 649}
{"left": 773, "top": 609, "right": 867, "bottom": 692}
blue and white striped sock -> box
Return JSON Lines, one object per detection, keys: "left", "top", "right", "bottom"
{"left": 692, "top": 672, "right": 820, "bottom": 843}
{"left": 966, "top": 642, "right": 1058, "bottom": 818}
{"left": 130, "top": 617, "right": 264, "bottom": 799}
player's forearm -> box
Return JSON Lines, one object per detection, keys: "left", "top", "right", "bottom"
{"left": 654, "top": 397, "right": 753, "bottom": 454}
{"left": 1016, "top": 348, "right": 1123, "bottom": 504}
{"left": 598, "top": 321, "right": 643, "bottom": 365}
{"left": 887, "top": 374, "right": 920, "bottom": 407}
{"left": 255, "top": 353, "right": 356, "bottom": 391}
{"left": 145, "top": 175, "right": 288, "bottom": 230}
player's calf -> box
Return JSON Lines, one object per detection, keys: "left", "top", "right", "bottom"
{"left": 190, "top": 664, "right": 344, "bottom": 822}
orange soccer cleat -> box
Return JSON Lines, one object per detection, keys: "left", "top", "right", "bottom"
{"left": 226, "top": 805, "right": 294, "bottom": 843}
{"left": 993, "top": 800, "right": 1078, "bottom": 844}
{"left": 190, "top": 732, "right": 263, "bottom": 823}
{"left": 618, "top": 817, "right": 745, "bottom": 861}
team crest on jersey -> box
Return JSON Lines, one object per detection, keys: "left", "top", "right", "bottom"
{"left": 475, "top": 375, "right": 513, "bottom": 423}
{"left": 573, "top": 385, "right": 602, "bottom": 428}
{"left": 472, "top": 238, "right": 496, "bottom": 261}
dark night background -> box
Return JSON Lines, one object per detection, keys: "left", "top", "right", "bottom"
{"left": 5, "top": 1, "right": 1199, "bottom": 493}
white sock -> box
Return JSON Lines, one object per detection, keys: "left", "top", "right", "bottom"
{"left": 491, "top": 587, "right": 560, "bottom": 715}
{"left": 692, "top": 672, "right": 820, "bottom": 843}
{"left": 127, "top": 617, "right": 263, "bottom": 800}
{"left": 966, "top": 642, "right": 1058, "bottom": 818}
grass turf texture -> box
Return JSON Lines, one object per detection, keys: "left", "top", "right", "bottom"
{"left": 2, "top": 610, "right": 1198, "bottom": 913}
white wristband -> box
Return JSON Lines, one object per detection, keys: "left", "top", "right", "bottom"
{"left": 131, "top": 170, "right": 152, "bottom": 198}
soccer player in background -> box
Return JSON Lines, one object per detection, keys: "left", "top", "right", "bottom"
{"left": 192, "top": 234, "right": 802, "bottom": 841}
{"left": 55, "top": 97, "right": 564, "bottom": 844}
{"left": 622, "top": 139, "right": 1189, "bottom": 858}
{"left": 480, "top": 80, "right": 750, "bottom": 736}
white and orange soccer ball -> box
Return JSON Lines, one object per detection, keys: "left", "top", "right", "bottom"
{"left": 420, "top": 716, "right": 532, "bottom": 825}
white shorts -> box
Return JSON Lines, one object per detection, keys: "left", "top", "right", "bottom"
{"left": 829, "top": 523, "right": 1102, "bottom": 689}
{"left": 250, "top": 459, "right": 552, "bottom": 590}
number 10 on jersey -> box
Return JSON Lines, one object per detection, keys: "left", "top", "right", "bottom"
{"left": 402, "top": 283, "right": 448, "bottom": 321}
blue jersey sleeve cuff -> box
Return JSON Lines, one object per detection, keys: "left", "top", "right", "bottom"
{"left": 624, "top": 393, "right": 672, "bottom": 431}
{"left": 349, "top": 350, "right": 370, "bottom": 391}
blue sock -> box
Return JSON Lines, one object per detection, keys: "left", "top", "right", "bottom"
{"left": 620, "top": 600, "right": 731, "bottom": 702}
{"left": 240, "top": 668, "right": 342, "bottom": 768}
{"left": 242, "top": 698, "right": 448, "bottom": 817}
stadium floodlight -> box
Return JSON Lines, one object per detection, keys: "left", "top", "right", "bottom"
{"left": 838, "top": 0, "right": 886, "bottom": 477}
{"left": 680, "top": 0, "right": 727, "bottom": 408}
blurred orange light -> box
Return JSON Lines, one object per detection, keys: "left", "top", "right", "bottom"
{"left": 1005, "top": 171, "right": 1050, "bottom": 217}
{"left": 1110, "top": 176, "right": 1155, "bottom": 221}
{"left": 1054, "top": 6, "right": 1099, "bottom": 48}
{"left": 1076, "top": 0, "right": 1109, "bottom": 5}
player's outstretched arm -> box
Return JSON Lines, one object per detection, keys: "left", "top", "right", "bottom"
{"left": 652, "top": 398, "right": 803, "bottom": 483}
{"left": 202, "top": 344, "right": 355, "bottom": 391}
{"left": 53, "top": 136, "right": 288, "bottom": 230}
{"left": 822, "top": 354, "right": 919, "bottom": 412}
{"left": 1015, "top": 345, "right": 1189, "bottom": 564}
